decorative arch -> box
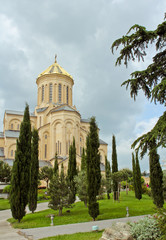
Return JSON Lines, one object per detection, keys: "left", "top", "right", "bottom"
{"left": 8, "top": 143, "right": 16, "bottom": 158}
{"left": 9, "top": 118, "right": 21, "bottom": 130}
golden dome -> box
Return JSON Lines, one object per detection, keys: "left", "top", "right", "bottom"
{"left": 37, "top": 55, "right": 72, "bottom": 79}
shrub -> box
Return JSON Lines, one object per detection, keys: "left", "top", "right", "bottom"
{"left": 37, "top": 189, "right": 50, "bottom": 201}
{"left": 156, "top": 208, "right": 166, "bottom": 240}
{"left": 3, "top": 185, "right": 11, "bottom": 193}
{"left": 130, "top": 216, "right": 161, "bottom": 240}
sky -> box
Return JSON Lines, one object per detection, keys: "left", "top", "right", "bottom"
{"left": 0, "top": 0, "right": 165, "bottom": 172}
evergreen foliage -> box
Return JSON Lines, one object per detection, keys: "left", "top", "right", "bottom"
{"left": 112, "top": 135, "right": 118, "bottom": 200}
{"left": 39, "top": 166, "right": 53, "bottom": 189}
{"left": 29, "top": 129, "right": 39, "bottom": 213}
{"left": 54, "top": 152, "right": 59, "bottom": 176}
{"left": 111, "top": 15, "right": 166, "bottom": 156}
{"left": 10, "top": 103, "right": 31, "bottom": 222}
{"left": 48, "top": 164, "right": 71, "bottom": 216}
{"left": 86, "top": 117, "right": 101, "bottom": 220}
{"left": 0, "top": 161, "right": 11, "bottom": 182}
{"left": 149, "top": 139, "right": 164, "bottom": 208}
{"left": 105, "top": 156, "right": 112, "bottom": 199}
{"left": 135, "top": 152, "right": 142, "bottom": 200}
{"left": 81, "top": 147, "right": 86, "bottom": 171}
{"left": 75, "top": 170, "right": 88, "bottom": 207}
{"left": 132, "top": 153, "right": 136, "bottom": 196}
{"left": 67, "top": 137, "right": 77, "bottom": 204}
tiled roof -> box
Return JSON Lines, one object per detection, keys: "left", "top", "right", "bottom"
{"left": 0, "top": 148, "right": 4, "bottom": 157}
{"left": 39, "top": 160, "right": 52, "bottom": 168}
{"left": 81, "top": 118, "right": 90, "bottom": 123}
{"left": 5, "top": 110, "right": 36, "bottom": 117}
{"left": 99, "top": 139, "right": 108, "bottom": 145}
{"left": 36, "top": 107, "right": 48, "bottom": 113}
{"left": 5, "top": 130, "right": 19, "bottom": 138}
{"left": 51, "top": 105, "right": 78, "bottom": 114}
{"left": 0, "top": 132, "right": 4, "bottom": 138}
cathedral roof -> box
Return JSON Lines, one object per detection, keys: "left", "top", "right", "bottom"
{"left": 37, "top": 56, "right": 72, "bottom": 79}
{"left": 5, "top": 110, "right": 36, "bottom": 117}
{"left": 0, "top": 148, "right": 4, "bottom": 157}
{"left": 99, "top": 139, "right": 108, "bottom": 145}
{"left": 5, "top": 130, "right": 19, "bottom": 138}
{"left": 50, "top": 105, "right": 80, "bottom": 116}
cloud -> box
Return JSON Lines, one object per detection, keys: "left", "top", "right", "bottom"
{"left": 0, "top": 0, "right": 165, "bottom": 172}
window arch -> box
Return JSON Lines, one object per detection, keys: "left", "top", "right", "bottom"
{"left": 49, "top": 83, "right": 53, "bottom": 102}
{"left": 42, "top": 85, "right": 44, "bottom": 102}
{"left": 66, "top": 86, "right": 69, "bottom": 104}
{"left": 58, "top": 84, "right": 61, "bottom": 103}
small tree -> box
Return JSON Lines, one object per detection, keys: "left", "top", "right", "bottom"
{"left": 10, "top": 103, "right": 31, "bottom": 222}
{"left": 67, "top": 137, "right": 77, "bottom": 204}
{"left": 105, "top": 156, "right": 112, "bottom": 199}
{"left": 135, "top": 152, "right": 142, "bottom": 200}
{"left": 54, "top": 152, "right": 58, "bottom": 176}
{"left": 132, "top": 153, "right": 136, "bottom": 196}
{"left": 40, "top": 166, "right": 53, "bottom": 189}
{"left": 75, "top": 170, "right": 88, "bottom": 207}
{"left": 149, "top": 139, "right": 164, "bottom": 208}
{"left": 0, "top": 161, "right": 11, "bottom": 183}
{"left": 29, "top": 129, "right": 39, "bottom": 213}
{"left": 112, "top": 135, "right": 118, "bottom": 200}
{"left": 81, "top": 148, "right": 86, "bottom": 171}
{"left": 86, "top": 117, "right": 101, "bottom": 221}
{"left": 48, "top": 164, "right": 71, "bottom": 216}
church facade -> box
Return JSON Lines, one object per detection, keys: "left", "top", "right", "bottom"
{"left": 0, "top": 57, "right": 107, "bottom": 173}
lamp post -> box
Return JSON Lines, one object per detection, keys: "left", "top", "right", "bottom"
{"left": 126, "top": 207, "right": 129, "bottom": 217}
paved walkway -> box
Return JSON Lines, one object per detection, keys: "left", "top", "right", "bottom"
{"left": 0, "top": 202, "right": 146, "bottom": 240}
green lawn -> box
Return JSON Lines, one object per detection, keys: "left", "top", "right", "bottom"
{"left": 8, "top": 191, "right": 157, "bottom": 229}
{"left": 0, "top": 198, "right": 10, "bottom": 210}
{"left": 39, "top": 231, "right": 103, "bottom": 240}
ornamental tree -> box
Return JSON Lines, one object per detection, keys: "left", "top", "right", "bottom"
{"left": 29, "top": 129, "right": 39, "bottom": 213}
{"left": 112, "top": 135, "right": 118, "bottom": 200}
{"left": 10, "top": 103, "right": 31, "bottom": 222}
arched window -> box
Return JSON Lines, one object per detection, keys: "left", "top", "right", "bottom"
{"left": 49, "top": 83, "right": 53, "bottom": 102}
{"left": 66, "top": 86, "right": 69, "bottom": 104}
{"left": 17, "top": 124, "right": 20, "bottom": 130}
{"left": 11, "top": 150, "right": 13, "bottom": 157}
{"left": 11, "top": 124, "right": 13, "bottom": 129}
{"left": 58, "top": 84, "right": 61, "bottom": 103}
{"left": 42, "top": 85, "right": 44, "bottom": 102}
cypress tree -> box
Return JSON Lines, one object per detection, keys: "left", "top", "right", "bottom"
{"left": 67, "top": 137, "right": 77, "bottom": 204}
{"left": 10, "top": 103, "right": 31, "bottom": 222}
{"left": 86, "top": 117, "right": 101, "bottom": 221}
{"left": 29, "top": 129, "right": 39, "bottom": 213}
{"left": 112, "top": 135, "right": 118, "bottom": 200}
{"left": 132, "top": 153, "right": 136, "bottom": 196}
{"left": 105, "top": 156, "right": 112, "bottom": 199}
{"left": 135, "top": 152, "right": 142, "bottom": 200}
{"left": 81, "top": 147, "right": 86, "bottom": 171}
{"left": 149, "top": 139, "right": 164, "bottom": 208}
{"left": 54, "top": 152, "right": 59, "bottom": 176}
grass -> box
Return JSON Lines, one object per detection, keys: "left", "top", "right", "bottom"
{"left": 0, "top": 198, "right": 10, "bottom": 210}
{"left": 39, "top": 231, "right": 103, "bottom": 240}
{"left": 8, "top": 191, "right": 157, "bottom": 229}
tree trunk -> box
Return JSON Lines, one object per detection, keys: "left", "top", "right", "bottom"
{"left": 126, "top": 181, "right": 128, "bottom": 195}
{"left": 84, "top": 199, "right": 87, "bottom": 208}
{"left": 107, "top": 192, "right": 110, "bottom": 199}
{"left": 58, "top": 207, "right": 62, "bottom": 216}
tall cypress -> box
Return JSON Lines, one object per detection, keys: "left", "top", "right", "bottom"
{"left": 67, "top": 137, "right": 77, "bottom": 204}
{"left": 149, "top": 139, "right": 164, "bottom": 208}
{"left": 54, "top": 152, "right": 59, "bottom": 176}
{"left": 10, "top": 103, "right": 31, "bottom": 222}
{"left": 132, "top": 153, "right": 136, "bottom": 196}
{"left": 29, "top": 129, "right": 39, "bottom": 213}
{"left": 81, "top": 148, "right": 86, "bottom": 171}
{"left": 105, "top": 156, "right": 112, "bottom": 199}
{"left": 112, "top": 135, "right": 118, "bottom": 200}
{"left": 135, "top": 152, "right": 142, "bottom": 200}
{"left": 86, "top": 117, "right": 101, "bottom": 221}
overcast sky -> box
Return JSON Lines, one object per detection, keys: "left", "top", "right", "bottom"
{"left": 0, "top": 0, "right": 165, "bottom": 172}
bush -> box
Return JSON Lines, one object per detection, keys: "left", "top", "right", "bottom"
{"left": 37, "top": 189, "right": 50, "bottom": 201}
{"left": 3, "top": 185, "right": 11, "bottom": 194}
{"left": 156, "top": 208, "right": 166, "bottom": 240}
{"left": 130, "top": 216, "right": 161, "bottom": 240}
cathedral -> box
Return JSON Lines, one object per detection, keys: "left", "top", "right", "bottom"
{"left": 0, "top": 56, "right": 107, "bottom": 173}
